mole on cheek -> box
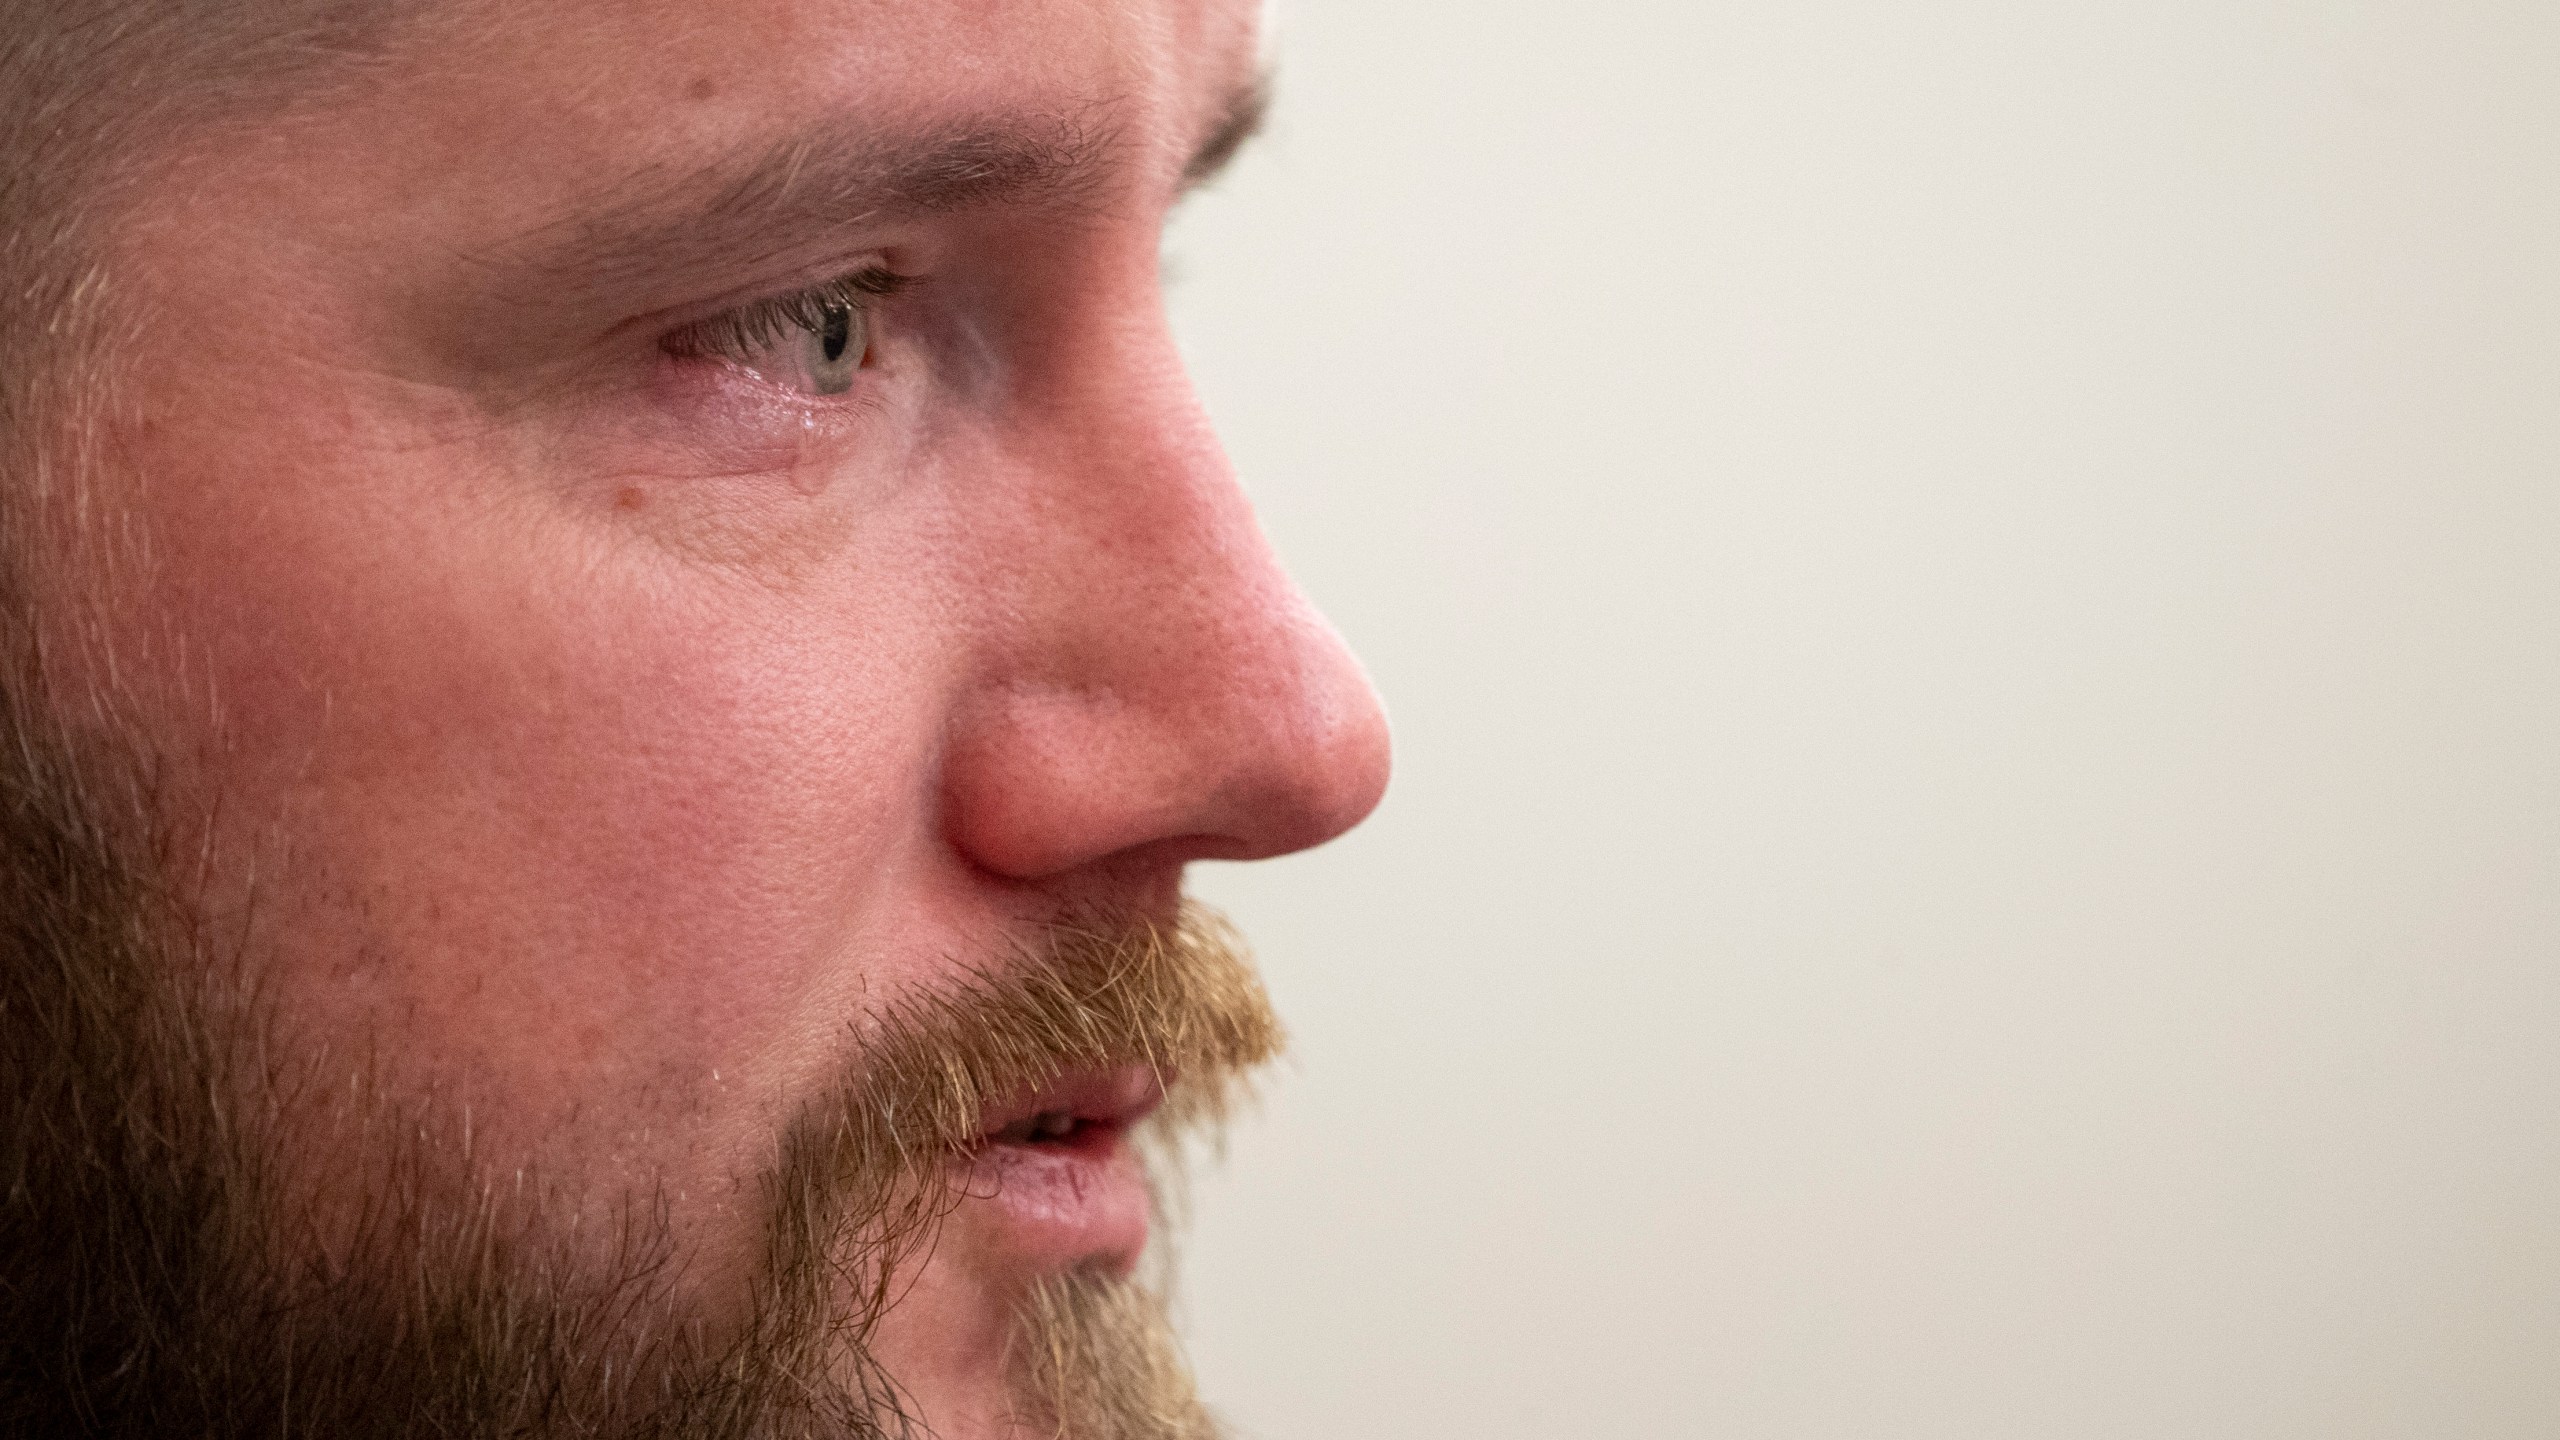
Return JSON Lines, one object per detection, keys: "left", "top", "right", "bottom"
{"left": 686, "top": 76, "right": 717, "bottom": 102}
{"left": 616, "top": 486, "right": 647, "bottom": 511}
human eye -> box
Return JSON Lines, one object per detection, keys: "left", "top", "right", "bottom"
{"left": 660, "top": 265, "right": 910, "bottom": 398}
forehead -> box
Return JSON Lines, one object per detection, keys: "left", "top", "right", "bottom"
{"left": 412, "top": 0, "right": 1257, "bottom": 100}
{"left": 343, "top": 0, "right": 1259, "bottom": 207}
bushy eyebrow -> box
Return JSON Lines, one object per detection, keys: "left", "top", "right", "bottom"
{"left": 474, "top": 77, "right": 1271, "bottom": 298}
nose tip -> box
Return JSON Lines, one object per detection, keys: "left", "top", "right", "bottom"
{"left": 939, "top": 583, "right": 1392, "bottom": 883}
{"left": 1234, "top": 613, "right": 1393, "bottom": 861}
{"left": 1173, "top": 604, "right": 1393, "bottom": 865}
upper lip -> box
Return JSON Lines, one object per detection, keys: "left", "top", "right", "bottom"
{"left": 972, "top": 1065, "right": 1167, "bottom": 1147}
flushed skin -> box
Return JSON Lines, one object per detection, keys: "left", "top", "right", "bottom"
{"left": 20, "top": 0, "right": 1388, "bottom": 1432}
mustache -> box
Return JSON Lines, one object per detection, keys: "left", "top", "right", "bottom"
{"left": 847, "top": 903, "right": 1285, "bottom": 1171}
{"left": 700, "top": 901, "right": 1285, "bottom": 1434}
{"left": 770, "top": 901, "right": 1284, "bottom": 1270}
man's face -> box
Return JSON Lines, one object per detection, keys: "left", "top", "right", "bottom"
{"left": 17, "top": 0, "right": 1387, "bottom": 1433}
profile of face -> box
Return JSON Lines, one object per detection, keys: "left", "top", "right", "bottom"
{"left": 0, "top": 0, "right": 1388, "bottom": 1435}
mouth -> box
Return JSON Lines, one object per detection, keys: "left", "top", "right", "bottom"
{"left": 958, "top": 1065, "right": 1166, "bottom": 1275}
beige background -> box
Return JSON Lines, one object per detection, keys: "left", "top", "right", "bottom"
{"left": 1162, "top": 2, "right": 2560, "bottom": 1437}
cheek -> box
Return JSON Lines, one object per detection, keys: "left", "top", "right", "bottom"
{"left": 102, "top": 446, "right": 951, "bottom": 1179}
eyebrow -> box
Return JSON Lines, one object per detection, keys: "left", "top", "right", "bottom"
{"left": 478, "top": 76, "right": 1272, "bottom": 298}
{"left": 1183, "top": 77, "right": 1270, "bottom": 191}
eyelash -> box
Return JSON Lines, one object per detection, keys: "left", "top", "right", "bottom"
{"left": 661, "top": 265, "right": 912, "bottom": 366}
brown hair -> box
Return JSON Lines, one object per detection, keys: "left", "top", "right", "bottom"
{"left": 0, "top": 2, "right": 408, "bottom": 575}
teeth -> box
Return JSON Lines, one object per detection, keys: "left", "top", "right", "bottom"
{"left": 986, "top": 1109, "right": 1087, "bottom": 1146}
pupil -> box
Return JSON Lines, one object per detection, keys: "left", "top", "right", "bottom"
{"left": 819, "top": 303, "right": 852, "bottom": 365}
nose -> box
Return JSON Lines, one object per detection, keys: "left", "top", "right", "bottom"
{"left": 936, "top": 322, "right": 1391, "bottom": 884}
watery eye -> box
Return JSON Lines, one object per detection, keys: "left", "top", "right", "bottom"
{"left": 666, "top": 270, "right": 904, "bottom": 399}
{"left": 775, "top": 297, "right": 867, "bottom": 397}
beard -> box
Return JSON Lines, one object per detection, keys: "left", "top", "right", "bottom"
{"left": 0, "top": 691, "right": 1277, "bottom": 1438}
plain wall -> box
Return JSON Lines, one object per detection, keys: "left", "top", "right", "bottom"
{"left": 1161, "top": 2, "right": 2560, "bottom": 1437}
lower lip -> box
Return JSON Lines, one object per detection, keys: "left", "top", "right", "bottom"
{"left": 959, "top": 1119, "right": 1155, "bottom": 1275}
{"left": 956, "top": 1068, "right": 1166, "bottom": 1274}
